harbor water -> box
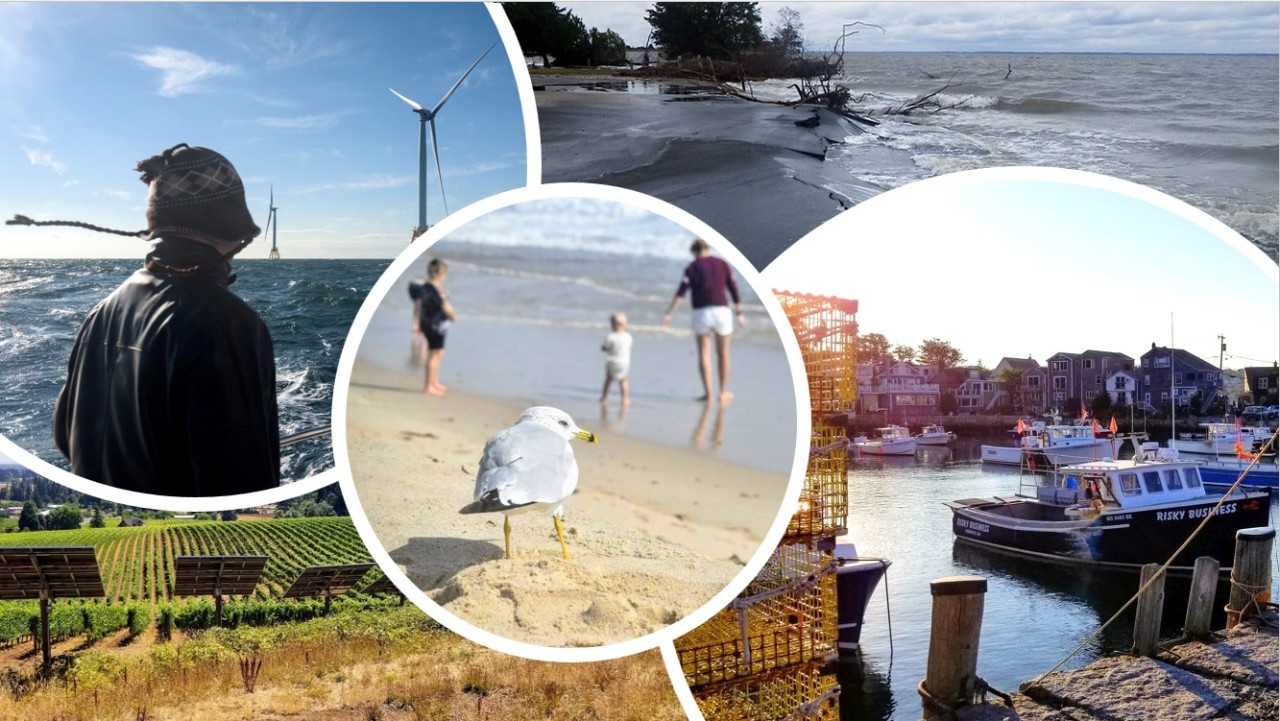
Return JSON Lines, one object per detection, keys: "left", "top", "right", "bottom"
{"left": 839, "top": 435, "right": 1279, "bottom": 721}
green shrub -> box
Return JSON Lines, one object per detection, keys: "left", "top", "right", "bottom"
{"left": 127, "top": 603, "right": 152, "bottom": 637}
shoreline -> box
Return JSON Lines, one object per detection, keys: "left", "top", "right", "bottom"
{"left": 345, "top": 360, "right": 792, "bottom": 646}
{"left": 536, "top": 73, "right": 888, "bottom": 270}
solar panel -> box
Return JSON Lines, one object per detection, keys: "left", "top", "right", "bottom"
{"left": 362, "top": 574, "right": 401, "bottom": 596}
{"left": 171, "top": 556, "right": 268, "bottom": 598}
{"left": 0, "top": 547, "right": 104, "bottom": 600}
{"left": 283, "top": 563, "right": 376, "bottom": 599}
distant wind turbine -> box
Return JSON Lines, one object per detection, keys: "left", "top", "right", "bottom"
{"left": 263, "top": 185, "right": 279, "bottom": 259}
{"left": 390, "top": 40, "right": 499, "bottom": 240}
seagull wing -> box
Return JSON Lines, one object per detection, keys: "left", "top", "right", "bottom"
{"left": 461, "top": 423, "right": 577, "bottom": 513}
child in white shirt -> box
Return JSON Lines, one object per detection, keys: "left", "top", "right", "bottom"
{"left": 600, "top": 312, "right": 633, "bottom": 406}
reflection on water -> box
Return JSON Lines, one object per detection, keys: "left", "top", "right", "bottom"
{"left": 843, "top": 436, "right": 1278, "bottom": 721}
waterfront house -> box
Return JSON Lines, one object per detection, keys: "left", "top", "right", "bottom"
{"left": 857, "top": 361, "right": 940, "bottom": 421}
{"left": 951, "top": 367, "right": 1002, "bottom": 414}
{"left": 1079, "top": 350, "right": 1136, "bottom": 403}
{"left": 1046, "top": 351, "right": 1082, "bottom": 412}
{"left": 993, "top": 357, "right": 1048, "bottom": 415}
{"left": 1105, "top": 369, "right": 1139, "bottom": 407}
{"left": 1137, "top": 344, "right": 1222, "bottom": 413}
{"left": 1242, "top": 364, "right": 1278, "bottom": 407}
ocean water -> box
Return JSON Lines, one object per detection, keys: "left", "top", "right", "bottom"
{"left": 839, "top": 438, "right": 1280, "bottom": 721}
{"left": 0, "top": 258, "right": 387, "bottom": 482}
{"left": 355, "top": 237, "right": 799, "bottom": 473}
{"left": 750, "top": 52, "right": 1278, "bottom": 258}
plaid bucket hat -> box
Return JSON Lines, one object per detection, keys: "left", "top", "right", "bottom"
{"left": 137, "top": 143, "right": 260, "bottom": 255}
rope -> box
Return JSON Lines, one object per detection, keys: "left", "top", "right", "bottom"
{"left": 1228, "top": 571, "right": 1274, "bottom": 628}
{"left": 6, "top": 214, "right": 146, "bottom": 238}
{"left": 1026, "top": 428, "right": 1280, "bottom": 688}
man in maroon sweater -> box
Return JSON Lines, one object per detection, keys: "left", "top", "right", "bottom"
{"left": 661, "top": 238, "right": 744, "bottom": 403}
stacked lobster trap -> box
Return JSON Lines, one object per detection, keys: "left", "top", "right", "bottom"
{"left": 675, "top": 293, "right": 858, "bottom": 721}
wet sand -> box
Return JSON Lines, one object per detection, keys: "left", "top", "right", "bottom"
{"left": 345, "top": 360, "right": 793, "bottom": 647}
{"left": 536, "top": 76, "right": 885, "bottom": 269}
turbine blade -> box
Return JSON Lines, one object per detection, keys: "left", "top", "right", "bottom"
{"left": 430, "top": 117, "right": 448, "bottom": 217}
{"left": 430, "top": 40, "right": 499, "bottom": 116}
{"left": 389, "top": 87, "right": 424, "bottom": 112}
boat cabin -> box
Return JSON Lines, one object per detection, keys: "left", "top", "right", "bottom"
{"left": 875, "top": 426, "right": 912, "bottom": 440}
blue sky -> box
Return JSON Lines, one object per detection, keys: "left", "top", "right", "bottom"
{"left": 1, "top": 3, "right": 529, "bottom": 259}
{"left": 764, "top": 169, "right": 1280, "bottom": 371}
{"left": 560, "top": 2, "right": 1280, "bottom": 54}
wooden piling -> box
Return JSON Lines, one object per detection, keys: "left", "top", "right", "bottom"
{"left": 1226, "top": 526, "right": 1275, "bottom": 630}
{"left": 920, "top": 576, "right": 987, "bottom": 719}
{"left": 1183, "top": 556, "right": 1220, "bottom": 638}
{"left": 1132, "top": 563, "right": 1166, "bottom": 656}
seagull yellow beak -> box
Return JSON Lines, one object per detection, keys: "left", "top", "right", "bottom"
{"left": 575, "top": 429, "right": 598, "bottom": 444}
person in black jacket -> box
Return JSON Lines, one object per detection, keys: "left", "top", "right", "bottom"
{"left": 53, "top": 143, "right": 280, "bottom": 496}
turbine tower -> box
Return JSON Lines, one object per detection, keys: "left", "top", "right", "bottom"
{"left": 264, "top": 186, "right": 279, "bottom": 259}
{"left": 390, "top": 40, "right": 498, "bottom": 240}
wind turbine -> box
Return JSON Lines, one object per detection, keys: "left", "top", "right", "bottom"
{"left": 390, "top": 40, "right": 499, "bottom": 240}
{"left": 263, "top": 185, "right": 279, "bottom": 259}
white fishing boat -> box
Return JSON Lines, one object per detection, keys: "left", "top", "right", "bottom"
{"left": 1168, "top": 422, "right": 1268, "bottom": 457}
{"left": 853, "top": 425, "right": 917, "bottom": 456}
{"left": 915, "top": 424, "right": 955, "bottom": 445}
{"left": 981, "top": 418, "right": 1116, "bottom": 468}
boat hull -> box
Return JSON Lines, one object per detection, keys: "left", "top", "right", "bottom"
{"left": 1198, "top": 461, "right": 1280, "bottom": 489}
{"left": 835, "top": 558, "right": 891, "bottom": 651}
{"left": 915, "top": 434, "right": 953, "bottom": 446}
{"left": 947, "top": 493, "right": 1272, "bottom": 569}
{"left": 980, "top": 439, "right": 1116, "bottom": 467}
{"left": 859, "top": 439, "right": 917, "bottom": 456}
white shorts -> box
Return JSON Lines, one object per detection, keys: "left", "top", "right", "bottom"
{"left": 692, "top": 306, "right": 734, "bottom": 336}
{"left": 606, "top": 359, "right": 629, "bottom": 381}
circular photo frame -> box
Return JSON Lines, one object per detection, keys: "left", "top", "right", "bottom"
{"left": 333, "top": 182, "right": 810, "bottom": 662}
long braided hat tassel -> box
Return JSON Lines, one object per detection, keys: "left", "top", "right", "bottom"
{"left": 6, "top": 214, "right": 147, "bottom": 238}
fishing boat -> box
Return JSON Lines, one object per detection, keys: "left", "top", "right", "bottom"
{"left": 946, "top": 439, "right": 1272, "bottom": 570}
{"left": 1168, "top": 422, "right": 1268, "bottom": 457}
{"left": 1195, "top": 456, "right": 1280, "bottom": 489}
{"left": 833, "top": 542, "right": 891, "bottom": 653}
{"left": 980, "top": 418, "right": 1116, "bottom": 468}
{"left": 852, "top": 426, "right": 917, "bottom": 456}
{"left": 915, "top": 424, "right": 955, "bottom": 445}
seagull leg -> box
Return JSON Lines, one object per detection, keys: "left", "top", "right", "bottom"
{"left": 553, "top": 515, "right": 571, "bottom": 559}
{"left": 504, "top": 516, "right": 512, "bottom": 559}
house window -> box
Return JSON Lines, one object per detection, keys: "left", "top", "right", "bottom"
{"left": 1155, "top": 357, "right": 1170, "bottom": 368}
{"left": 1142, "top": 358, "right": 1149, "bottom": 368}
{"left": 1115, "top": 377, "right": 1128, "bottom": 389}
{"left": 1144, "top": 374, "right": 1150, "bottom": 385}
{"left": 1083, "top": 359, "right": 1094, "bottom": 369}
{"left": 1161, "top": 392, "right": 1169, "bottom": 402}
{"left": 1052, "top": 377, "right": 1067, "bottom": 390}
{"left": 1054, "top": 392, "right": 1066, "bottom": 401}
{"left": 1027, "top": 377, "right": 1041, "bottom": 388}
{"left": 1144, "top": 392, "right": 1151, "bottom": 404}
{"left": 1260, "top": 378, "right": 1271, "bottom": 389}
{"left": 1175, "top": 373, "right": 1183, "bottom": 384}
{"left": 1095, "top": 375, "right": 1102, "bottom": 385}
{"left": 1102, "top": 358, "right": 1109, "bottom": 369}
{"left": 1051, "top": 360, "right": 1069, "bottom": 371}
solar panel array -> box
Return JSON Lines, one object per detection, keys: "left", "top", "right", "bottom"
{"left": 0, "top": 547, "right": 104, "bottom": 600}
{"left": 171, "top": 556, "right": 268, "bottom": 598}
{"left": 361, "top": 574, "right": 401, "bottom": 596}
{"left": 283, "top": 563, "right": 376, "bottom": 599}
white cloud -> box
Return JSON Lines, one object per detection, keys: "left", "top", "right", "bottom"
{"left": 15, "top": 125, "right": 49, "bottom": 143}
{"left": 98, "top": 189, "right": 133, "bottom": 201}
{"left": 133, "top": 46, "right": 237, "bottom": 97}
{"left": 298, "top": 174, "right": 414, "bottom": 194}
{"left": 22, "top": 146, "right": 66, "bottom": 174}
{"left": 254, "top": 113, "right": 345, "bottom": 131}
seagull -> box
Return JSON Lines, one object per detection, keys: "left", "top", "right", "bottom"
{"left": 459, "top": 407, "right": 598, "bottom": 559}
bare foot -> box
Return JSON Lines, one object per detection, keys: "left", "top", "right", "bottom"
{"left": 719, "top": 391, "right": 734, "bottom": 405}
{"left": 426, "top": 385, "right": 447, "bottom": 396}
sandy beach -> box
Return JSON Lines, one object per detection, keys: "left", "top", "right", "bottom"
{"left": 536, "top": 76, "right": 886, "bottom": 269}
{"left": 346, "top": 360, "right": 792, "bottom": 647}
